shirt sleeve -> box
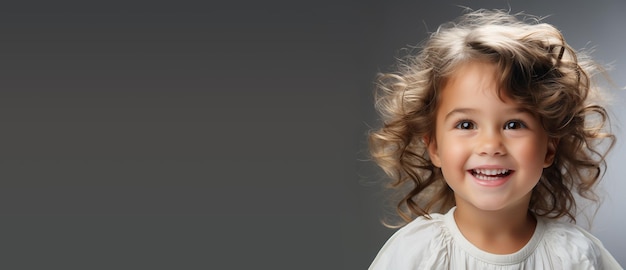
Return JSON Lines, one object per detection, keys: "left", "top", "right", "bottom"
{"left": 369, "top": 216, "right": 449, "bottom": 270}
{"left": 579, "top": 228, "right": 623, "bottom": 270}
{"left": 544, "top": 221, "right": 623, "bottom": 270}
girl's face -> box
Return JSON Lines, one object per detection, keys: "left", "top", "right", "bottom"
{"left": 427, "top": 61, "right": 556, "bottom": 213}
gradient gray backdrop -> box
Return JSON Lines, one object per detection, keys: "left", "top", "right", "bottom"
{"left": 0, "top": 1, "right": 623, "bottom": 269}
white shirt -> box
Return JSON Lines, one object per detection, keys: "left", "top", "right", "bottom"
{"left": 369, "top": 207, "right": 622, "bottom": 269}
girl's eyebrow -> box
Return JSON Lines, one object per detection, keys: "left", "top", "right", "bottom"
{"left": 444, "top": 107, "right": 532, "bottom": 121}
{"left": 444, "top": 108, "right": 476, "bottom": 121}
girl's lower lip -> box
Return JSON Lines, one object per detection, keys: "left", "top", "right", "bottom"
{"left": 470, "top": 172, "right": 512, "bottom": 187}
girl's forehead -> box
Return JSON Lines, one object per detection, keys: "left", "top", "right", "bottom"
{"left": 439, "top": 60, "right": 520, "bottom": 102}
{"left": 442, "top": 62, "right": 500, "bottom": 95}
{"left": 435, "top": 61, "right": 530, "bottom": 112}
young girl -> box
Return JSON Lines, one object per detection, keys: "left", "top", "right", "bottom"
{"left": 368, "top": 9, "right": 622, "bottom": 269}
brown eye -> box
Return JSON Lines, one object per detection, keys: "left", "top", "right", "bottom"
{"left": 504, "top": 120, "right": 526, "bottom": 130}
{"left": 455, "top": 121, "right": 475, "bottom": 129}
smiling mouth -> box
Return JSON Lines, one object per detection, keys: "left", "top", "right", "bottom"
{"left": 470, "top": 168, "right": 513, "bottom": 181}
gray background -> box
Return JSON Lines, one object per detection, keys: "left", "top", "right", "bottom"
{"left": 0, "top": 0, "right": 623, "bottom": 269}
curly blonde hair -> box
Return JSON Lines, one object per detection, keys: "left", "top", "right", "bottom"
{"left": 369, "top": 9, "right": 615, "bottom": 224}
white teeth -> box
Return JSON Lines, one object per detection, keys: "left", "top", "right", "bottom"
{"left": 471, "top": 168, "right": 510, "bottom": 181}
{"left": 474, "top": 174, "right": 502, "bottom": 181}
{"left": 473, "top": 168, "right": 509, "bottom": 176}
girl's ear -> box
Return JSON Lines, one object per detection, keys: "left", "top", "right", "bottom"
{"left": 425, "top": 135, "right": 442, "bottom": 168}
{"left": 543, "top": 138, "right": 558, "bottom": 168}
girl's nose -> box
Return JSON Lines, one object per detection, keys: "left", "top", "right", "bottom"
{"left": 476, "top": 130, "right": 506, "bottom": 156}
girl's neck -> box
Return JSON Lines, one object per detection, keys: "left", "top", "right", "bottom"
{"left": 453, "top": 203, "right": 537, "bottom": 254}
